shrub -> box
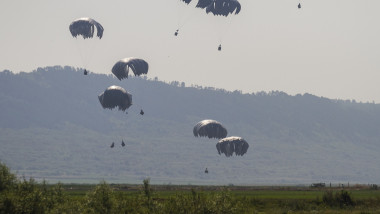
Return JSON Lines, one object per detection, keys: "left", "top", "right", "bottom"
{"left": 322, "top": 190, "right": 335, "bottom": 207}
{"left": 335, "top": 190, "right": 355, "bottom": 207}
{"left": 322, "top": 190, "right": 355, "bottom": 208}
{"left": 162, "top": 188, "right": 241, "bottom": 214}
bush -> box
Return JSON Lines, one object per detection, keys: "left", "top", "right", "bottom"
{"left": 322, "top": 190, "right": 355, "bottom": 208}
{"left": 0, "top": 163, "right": 69, "bottom": 214}
{"left": 335, "top": 190, "right": 355, "bottom": 207}
{"left": 162, "top": 188, "right": 240, "bottom": 214}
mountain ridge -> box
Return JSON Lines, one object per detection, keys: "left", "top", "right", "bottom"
{"left": 0, "top": 66, "right": 379, "bottom": 185}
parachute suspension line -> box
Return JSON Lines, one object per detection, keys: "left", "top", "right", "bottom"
{"left": 131, "top": 99, "right": 145, "bottom": 116}
{"left": 73, "top": 38, "right": 87, "bottom": 69}
{"left": 73, "top": 36, "right": 98, "bottom": 72}
{"left": 85, "top": 40, "right": 96, "bottom": 69}
{"left": 175, "top": 0, "right": 190, "bottom": 34}
{"left": 175, "top": 0, "right": 203, "bottom": 36}
{"left": 120, "top": 86, "right": 143, "bottom": 116}
{"left": 123, "top": 104, "right": 144, "bottom": 116}
{"left": 178, "top": 11, "right": 199, "bottom": 30}
{"left": 210, "top": 15, "right": 235, "bottom": 51}
{"left": 175, "top": 13, "right": 203, "bottom": 37}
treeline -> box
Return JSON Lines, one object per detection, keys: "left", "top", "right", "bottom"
{"left": 2, "top": 162, "right": 379, "bottom": 214}
{"left": 2, "top": 66, "right": 380, "bottom": 134}
{"left": 0, "top": 162, "right": 241, "bottom": 214}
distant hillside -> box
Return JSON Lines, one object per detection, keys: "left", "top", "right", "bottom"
{"left": 1, "top": 66, "right": 380, "bottom": 185}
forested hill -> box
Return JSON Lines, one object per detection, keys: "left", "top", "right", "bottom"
{"left": 1, "top": 66, "right": 380, "bottom": 185}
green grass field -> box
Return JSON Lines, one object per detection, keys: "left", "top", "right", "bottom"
{"left": 52, "top": 183, "right": 380, "bottom": 213}
{"left": 60, "top": 183, "right": 380, "bottom": 200}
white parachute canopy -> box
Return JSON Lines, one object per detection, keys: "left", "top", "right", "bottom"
{"left": 216, "top": 136, "right": 249, "bottom": 157}
{"left": 193, "top": 119, "right": 228, "bottom": 139}
{"left": 69, "top": 17, "right": 104, "bottom": 39}
{"left": 111, "top": 58, "right": 149, "bottom": 81}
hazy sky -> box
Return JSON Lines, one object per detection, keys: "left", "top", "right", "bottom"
{"left": 1, "top": 0, "right": 380, "bottom": 102}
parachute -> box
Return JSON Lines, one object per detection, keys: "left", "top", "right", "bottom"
{"left": 98, "top": 85, "right": 132, "bottom": 112}
{"left": 69, "top": 18, "right": 103, "bottom": 72}
{"left": 216, "top": 136, "right": 249, "bottom": 157}
{"left": 205, "top": 0, "right": 241, "bottom": 17}
{"left": 193, "top": 120, "right": 227, "bottom": 139}
{"left": 179, "top": 0, "right": 212, "bottom": 8}
{"left": 69, "top": 17, "right": 104, "bottom": 39}
{"left": 179, "top": 0, "right": 240, "bottom": 14}
{"left": 111, "top": 58, "right": 149, "bottom": 81}
{"left": 196, "top": 0, "right": 213, "bottom": 8}
{"left": 180, "top": 0, "right": 213, "bottom": 8}
{"left": 180, "top": 0, "right": 192, "bottom": 4}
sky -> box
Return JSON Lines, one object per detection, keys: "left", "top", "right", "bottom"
{"left": 1, "top": 0, "right": 380, "bottom": 103}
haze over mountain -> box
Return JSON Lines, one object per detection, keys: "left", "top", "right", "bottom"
{"left": 1, "top": 66, "right": 380, "bottom": 185}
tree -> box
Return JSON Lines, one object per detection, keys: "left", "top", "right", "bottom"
{"left": 0, "top": 162, "right": 17, "bottom": 192}
{"left": 84, "top": 181, "right": 115, "bottom": 214}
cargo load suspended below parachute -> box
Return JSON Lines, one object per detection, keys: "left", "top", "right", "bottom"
{"left": 98, "top": 85, "right": 132, "bottom": 111}
{"left": 69, "top": 17, "right": 104, "bottom": 39}
{"left": 206, "top": 0, "right": 241, "bottom": 17}
{"left": 112, "top": 58, "right": 149, "bottom": 81}
{"left": 193, "top": 120, "right": 227, "bottom": 139}
{"left": 216, "top": 136, "right": 249, "bottom": 157}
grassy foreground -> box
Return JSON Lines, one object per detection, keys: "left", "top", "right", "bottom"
{"left": 1, "top": 163, "right": 380, "bottom": 214}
